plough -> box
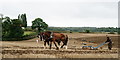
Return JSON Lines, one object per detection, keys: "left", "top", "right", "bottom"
{"left": 82, "top": 42, "right": 106, "bottom": 50}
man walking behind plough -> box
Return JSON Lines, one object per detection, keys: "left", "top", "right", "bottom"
{"left": 105, "top": 36, "right": 112, "bottom": 50}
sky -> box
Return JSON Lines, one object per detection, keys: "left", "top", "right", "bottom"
{"left": 0, "top": 0, "right": 119, "bottom": 27}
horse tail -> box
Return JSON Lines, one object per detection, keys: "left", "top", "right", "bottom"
{"left": 64, "top": 35, "right": 68, "bottom": 45}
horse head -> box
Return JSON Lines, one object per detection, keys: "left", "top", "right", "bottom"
{"left": 37, "top": 32, "right": 44, "bottom": 41}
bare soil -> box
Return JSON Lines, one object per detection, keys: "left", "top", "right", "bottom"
{"left": 1, "top": 33, "right": 119, "bottom": 58}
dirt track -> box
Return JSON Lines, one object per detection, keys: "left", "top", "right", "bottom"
{"left": 1, "top": 33, "right": 119, "bottom": 58}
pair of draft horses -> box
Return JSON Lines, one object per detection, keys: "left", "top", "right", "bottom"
{"left": 38, "top": 31, "right": 68, "bottom": 50}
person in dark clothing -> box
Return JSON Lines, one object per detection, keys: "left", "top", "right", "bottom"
{"left": 105, "top": 36, "right": 112, "bottom": 50}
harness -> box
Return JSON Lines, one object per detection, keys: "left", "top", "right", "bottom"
{"left": 50, "top": 32, "right": 53, "bottom": 38}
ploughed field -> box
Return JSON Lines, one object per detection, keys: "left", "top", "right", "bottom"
{"left": 1, "top": 33, "right": 119, "bottom": 58}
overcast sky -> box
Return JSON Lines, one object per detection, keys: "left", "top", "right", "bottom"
{"left": 0, "top": 0, "right": 119, "bottom": 27}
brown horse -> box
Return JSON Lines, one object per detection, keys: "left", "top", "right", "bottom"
{"left": 38, "top": 31, "right": 68, "bottom": 50}
{"left": 37, "top": 32, "right": 50, "bottom": 48}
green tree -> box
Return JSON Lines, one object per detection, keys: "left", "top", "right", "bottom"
{"left": 32, "top": 18, "right": 48, "bottom": 32}
{"left": 2, "top": 16, "right": 11, "bottom": 37}
{"left": 118, "top": 28, "right": 120, "bottom": 34}
{"left": 85, "top": 29, "right": 90, "bottom": 33}
{"left": 18, "top": 13, "right": 27, "bottom": 28}
{"left": 2, "top": 17, "right": 24, "bottom": 38}
{"left": 8, "top": 19, "right": 24, "bottom": 38}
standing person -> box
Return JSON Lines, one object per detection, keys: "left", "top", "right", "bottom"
{"left": 105, "top": 36, "right": 112, "bottom": 50}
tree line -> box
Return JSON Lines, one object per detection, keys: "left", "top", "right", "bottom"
{"left": 2, "top": 14, "right": 27, "bottom": 38}
{"left": 1, "top": 13, "right": 48, "bottom": 40}
{"left": 47, "top": 27, "right": 119, "bottom": 34}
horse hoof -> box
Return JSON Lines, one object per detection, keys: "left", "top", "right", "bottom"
{"left": 56, "top": 47, "right": 59, "bottom": 50}
{"left": 56, "top": 48, "right": 59, "bottom": 50}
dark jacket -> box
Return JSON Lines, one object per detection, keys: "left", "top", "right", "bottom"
{"left": 105, "top": 37, "right": 112, "bottom": 50}
{"left": 105, "top": 37, "right": 112, "bottom": 44}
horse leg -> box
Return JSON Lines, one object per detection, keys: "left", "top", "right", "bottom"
{"left": 61, "top": 36, "right": 68, "bottom": 49}
{"left": 61, "top": 44, "right": 65, "bottom": 48}
{"left": 47, "top": 41, "right": 49, "bottom": 46}
{"left": 40, "top": 35, "right": 42, "bottom": 41}
{"left": 60, "top": 40, "right": 65, "bottom": 48}
{"left": 63, "top": 41, "right": 68, "bottom": 49}
{"left": 65, "top": 45, "right": 68, "bottom": 49}
{"left": 53, "top": 41, "right": 59, "bottom": 50}
{"left": 46, "top": 41, "right": 49, "bottom": 48}
{"left": 61, "top": 41, "right": 68, "bottom": 49}
{"left": 57, "top": 40, "right": 61, "bottom": 49}
{"left": 61, "top": 43, "right": 67, "bottom": 49}
{"left": 44, "top": 41, "right": 47, "bottom": 49}
{"left": 49, "top": 41, "right": 52, "bottom": 49}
